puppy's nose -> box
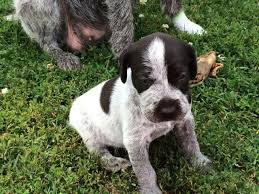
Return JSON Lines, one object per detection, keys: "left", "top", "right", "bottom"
{"left": 156, "top": 98, "right": 181, "bottom": 121}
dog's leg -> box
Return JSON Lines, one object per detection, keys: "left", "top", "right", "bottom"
{"left": 99, "top": 149, "right": 131, "bottom": 172}
{"left": 43, "top": 43, "right": 80, "bottom": 70}
{"left": 161, "top": 0, "right": 206, "bottom": 35}
{"left": 124, "top": 134, "right": 162, "bottom": 194}
{"left": 105, "top": 0, "right": 134, "bottom": 57}
{"left": 70, "top": 104, "right": 131, "bottom": 171}
{"left": 15, "top": 0, "right": 80, "bottom": 70}
{"left": 84, "top": 139, "right": 131, "bottom": 172}
{"left": 173, "top": 114, "right": 212, "bottom": 171}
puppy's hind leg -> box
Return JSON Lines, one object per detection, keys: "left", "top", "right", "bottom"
{"left": 15, "top": 0, "right": 80, "bottom": 70}
{"left": 70, "top": 113, "right": 131, "bottom": 172}
{"left": 80, "top": 134, "right": 131, "bottom": 172}
{"left": 98, "top": 148, "right": 131, "bottom": 172}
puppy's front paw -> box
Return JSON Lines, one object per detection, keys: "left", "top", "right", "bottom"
{"left": 57, "top": 53, "right": 81, "bottom": 70}
{"left": 140, "top": 185, "right": 162, "bottom": 194}
{"left": 102, "top": 156, "right": 131, "bottom": 172}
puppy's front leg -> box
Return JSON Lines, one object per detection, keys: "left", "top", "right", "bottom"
{"left": 174, "top": 114, "right": 212, "bottom": 170}
{"left": 124, "top": 133, "right": 162, "bottom": 194}
{"left": 105, "top": 0, "right": 134, "bottom": 57}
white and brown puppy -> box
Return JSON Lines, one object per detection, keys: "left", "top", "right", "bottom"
{"left": 69, "top": 32, "right": 211, "bottom": 194}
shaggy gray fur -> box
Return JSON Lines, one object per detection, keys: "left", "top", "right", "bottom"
{"left": 161, "top": 0, "right": 182, "bottom": 17}
{"left": 105, "top": 0, "right": 134, "bottom": 57}
{"left": 14, "top": 0, "right": 183, "bottom": 70}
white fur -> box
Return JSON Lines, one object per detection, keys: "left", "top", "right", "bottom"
{"left": 145, "top": 38, "right": 165, "bottom": 70}
{"left": 69, "top": 79, "right": 124, "bottom": 147}
{"left": 173, "top": 10, "right": 206, "bottom": 35}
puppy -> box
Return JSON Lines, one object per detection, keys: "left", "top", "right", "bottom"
{"left": 69, "top": 33, "right": 211, "bottom": 194}
{"left": 14, "top": 0, "right": 205, "bottom": 70}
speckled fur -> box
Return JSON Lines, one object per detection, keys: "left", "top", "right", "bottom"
{"left": 69, "top": 33, "right": 211, "bottom": 194}
{"left": 14, "top": 0, "right": 185, "bottom": 70}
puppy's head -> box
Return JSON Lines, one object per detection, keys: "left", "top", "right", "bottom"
{"left": 120, "top": 32, "right": 197, "bottom": 122}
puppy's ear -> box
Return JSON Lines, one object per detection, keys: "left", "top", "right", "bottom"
{"left": 119, "top": 39, "right": 146, "bottom": 83}
{"left": 119, "top": 46, "right": 132, "bottom": 83}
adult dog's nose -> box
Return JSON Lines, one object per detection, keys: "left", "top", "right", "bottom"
{"left": 155, "top": 98, "right": 182, "bottom": 121}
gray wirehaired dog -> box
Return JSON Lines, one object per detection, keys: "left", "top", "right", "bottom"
{"left": 14, "top": 0, "right": 205, "bottom": 70}
{"left": 69, "top": 33, "right": 211, "bottom": 194}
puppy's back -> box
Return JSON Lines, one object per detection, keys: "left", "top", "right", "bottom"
{"left": 69, "top": 80, "right": 106, "bottom": 129}
{"left": 69, "top": 77, "right": 127, "bottom": 146}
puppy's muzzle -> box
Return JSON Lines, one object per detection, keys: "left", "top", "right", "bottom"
{"left": 155, "top": 98, "right": 182, "bottom": 122}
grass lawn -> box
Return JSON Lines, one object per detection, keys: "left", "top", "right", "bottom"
{"left": 0, "top": 0, "right": 258, "bottom": 193}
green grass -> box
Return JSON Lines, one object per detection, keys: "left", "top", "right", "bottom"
{"left": 0, "top": 0, "right": 258, "bottom": 193}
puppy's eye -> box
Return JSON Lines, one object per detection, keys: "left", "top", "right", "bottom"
{"left": 133, "top": 77, "right": 155, "bottom": 93}
{"left": 133, "top": 66, "right": 155, "bottom": 93}
{"left": 137, "top": 68, "right": 152, "bottom": 81}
